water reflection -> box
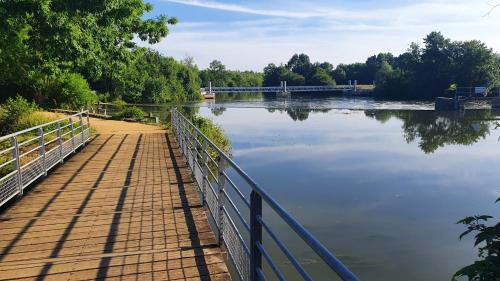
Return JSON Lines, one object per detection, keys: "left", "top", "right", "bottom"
{"left": 204, "top": 104, "right": 496, "bottom": 154}
{"left": 267, "top": 107, "right": 331, "bottom": 122}
{"left": 197, "top": 105, "right": 500, "bottom": 281}
{"left": 365, "top": 110, "right": 494, "bottom": 154}
{"left": 211, "top": 106, "right": 227, "bottom": 116}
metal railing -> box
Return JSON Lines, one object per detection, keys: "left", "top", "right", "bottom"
{"left": 204, "top": 85, "right": 354, "bottom": 93}
{"left": 0, "top": 111, "right": 91, "bottom": 208}
{"left": 171, "top": 109, "right": 360, "bottom": 281}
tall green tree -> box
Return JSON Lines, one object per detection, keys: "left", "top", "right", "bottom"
{"left": 309, "top": 67, "right": 336, "bottom": 86}
{"left": 200, "top": 60, "right": 263, "bottom": 87}
{"left": 114, "top": 49, "right": 201, "bottom": 103}
{"left": 286, "top": 53, "right": 313, "bottom": 79}
{"left": 0, "top": 0, "right": 177, "bottom": 102}
{"left": 375, "top": 32, "right": 500, "bottom": 100}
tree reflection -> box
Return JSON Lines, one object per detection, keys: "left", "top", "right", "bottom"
{"left": 266, "top": 107, "right": 331, "bottom": 121}
{"left": 210, "top": 106, "right": 226, "bottom": 116}
{"left": 365, "top": 110, "right": 494, "bottom": 154}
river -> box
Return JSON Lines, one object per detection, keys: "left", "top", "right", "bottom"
{"left": 146, "top": 96, "right": 499, "bottom": 281}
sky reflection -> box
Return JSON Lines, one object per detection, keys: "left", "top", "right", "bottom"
{"left": 198, "top": 106, "right": 500, "bottom": 281}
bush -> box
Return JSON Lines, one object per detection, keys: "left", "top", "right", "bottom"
{"left": 113, "top": 98, "right": 127, "bottom": 110}
{"left": 47, "top": 73, "right": 98, "bottom": 110}
{"left": 17, "top": 112, "right": 61, "bottom": 131}
{"left": 0, "top": 96, "right": 39, "bottom": 135}
{"left": 112, "top": 106, "right": 145, "bottom": 121}
{"left": 191, "top": 115, "right": 231, "bottom": 155}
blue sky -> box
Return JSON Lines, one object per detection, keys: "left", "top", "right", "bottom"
{"left": 142, "top": 0, "right": 500, "bottom": 71}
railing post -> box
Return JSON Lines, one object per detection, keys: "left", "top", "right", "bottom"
{"left": 11, "top": 136, "right": 23, "bottom": 196}
{"left": 183, "top": 122, "right": 189, "bottom": 156}
{"left": 171, "top": 111, "right": 177, "bottom": 138}
{"left": 38, "top": 128, "right": 47, "bottom": 176}
{"left": 250, "top": 190, "right": 263, "bottom": 281}
{"left": 217, "top": 156, "right": 226, "bottom": 246}
{"left": 191, "top": 129, "right": 198, "bottom": 168}
{"left": 201, "top": 139, "right": 208, "bottom": 207}
{"left": 79, "top": 113, "right": 84, "bottom": 146}
{"left": 69, "top": 117, "right": 75, "bottom": 153}
{"left": 186, "top": 124, "right": 190, "bottom": 160}
{"left": 181, "top": 120, "right": 186, "bottom": 153}
{"left": 86, "top": 111, "right": 91, "bottom": 142}
{"left": 57, "top": 122, "right": 63, "bottom": 163}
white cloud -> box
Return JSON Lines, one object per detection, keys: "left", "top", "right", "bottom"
{"left": 160, "top": 0, "right": 332, "bottom": 18}
{"left": 147, "top": 0, "right": 500, "bottom": 70}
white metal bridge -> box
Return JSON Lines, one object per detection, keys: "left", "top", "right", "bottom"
{"left": 204, "top": 85, "right": 355, "bottom": 93}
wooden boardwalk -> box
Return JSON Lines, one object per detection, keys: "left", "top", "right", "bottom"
{"left": 0, "top": 132, "right": 230, "bottom": 281}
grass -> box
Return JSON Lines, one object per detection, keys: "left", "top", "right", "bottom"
{"left": 0, "top": 111, "right": 83, "bottom": 179}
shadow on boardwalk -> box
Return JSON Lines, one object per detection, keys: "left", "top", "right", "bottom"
{"left": 0, "top": 132, "right": 230, "bottom": 281}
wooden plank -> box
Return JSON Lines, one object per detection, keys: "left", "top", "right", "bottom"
{"left": 0, "top": 133, "right": 230, "bottom": 281}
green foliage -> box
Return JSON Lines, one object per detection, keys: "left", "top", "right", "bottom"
{"left": 263, "top": 63, "right": 305, "bottom": 86}
{"left": 453, "top": 198, "right": 500, "bottom": 281}
{"left": 286, "top": 54, "right": 313, "bottom": 79}
{"left": 365, "top": 110, "right": 493, "bottom": 154}
{"left": 199, "top": 60, "right": 263, "bottom": 88}
{"left": 112, "top": 106, "right": 145, "bottom": 121}
{"left": 375, "top": 32, "right": 500, "bottom": 100}
{"left": 174, "top": 107, "right": 231, "bottom": 156}
{"left": 113, "top": 99, "right": 127, "bottom": 110}
{"left": 0, "top": 0, "right": 195, "bottom": 105}
{"left": 0, "top": 96, "right": 39, "bottom": 135}
{"left": 309, "top": 67, "right": 336, "bottom": 86}
{"left": 112, "top": 49, "right": 202, "bottom": 103}
{"left": 375, "top": 61, "right": 393, "bottom": 86}
{"left": 263, "top": 54, "right": 337, "bottom": 87}
{"left": 47, "top": 73, "right": 98, "bottom": 110}
{"left": 191, "top": 115, "right": 231, "bottom": 156}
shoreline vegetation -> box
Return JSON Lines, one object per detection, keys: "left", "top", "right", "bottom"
{"left": 1, "top": 0, "right": 498, "bottom": 108}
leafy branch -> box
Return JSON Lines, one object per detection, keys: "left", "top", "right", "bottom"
{"left": 453, "top": 198, "right": 500, "bottom": 281}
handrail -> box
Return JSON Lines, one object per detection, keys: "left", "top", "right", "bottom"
{"left": 0, "top": 111, "right": 91, "bottom": 208}
{"left": 0, "top": 111, "right": 87, "bottom": 142}
{"left": 171, "top": 109, "right": 360, "bottom": 281}
{"left": 205, "top": 85, "right": 355, "bottom": 93}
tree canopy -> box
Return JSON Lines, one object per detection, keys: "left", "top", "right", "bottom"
{"left": 262, "top": 54, "right": 336, "bottom": 87}
{"left": 0, "top": 0, "right": 207, "bottom": 108}
{"left": 374, "top": 32, "right": 500, "bottom": 99}
{"left": 199, "top": 60, "right": 263, "bottom": 88}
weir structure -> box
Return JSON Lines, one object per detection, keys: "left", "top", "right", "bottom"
{"left": 435, "top": 87, "right": 500, "bottom": 111}
{"left": 202, "top": 80, "right": 365, "bottom": 99}
{"left": 0, "top": 110, "right": 361, "bottom": 281}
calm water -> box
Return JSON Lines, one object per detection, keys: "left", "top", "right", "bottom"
{"left": 191, "top": 96, "right": 499, "bottom": 281}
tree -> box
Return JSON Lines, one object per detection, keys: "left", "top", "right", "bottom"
{"left": 263, "top": 63, "right": 305, "bottom": 86}
{"left": 375, "top": 61, "right": 394, "bottom": 86}
{"left": 47, "top": 73, "right": 98, "bottom": 109}
{"left": 207, "top": 60, "right": 226, "bottom": 87}
{"left": 280, "top": 67, "right": 306, "bottom": 86}
{"left": 263, "top": 63, "right": 281, "bottom": 86}
{"left": 417, "top": 31, "right": 455, "bottom": 98}
{"left": 180, "top": 55, "right": 198, "bottom": 70}
{"left": 375, "top": 32, "right": 500, "bottom": 100}
{"left": 0, "top": 0, "right": 177, "bottom": 102}
{"left": 112, "top": 49, "right": 201, "bottom": 103}
{"left": 309, "top": 68, "right": 336, "bottom": 86}
{"left": 286, "top": 53, "right": 313, "bottom": 78}
{"left": 332, "top": 65, "right": 348, "bottom": 84}
{"left": 454, "top": 40, "right": 499, "bottom": 88}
